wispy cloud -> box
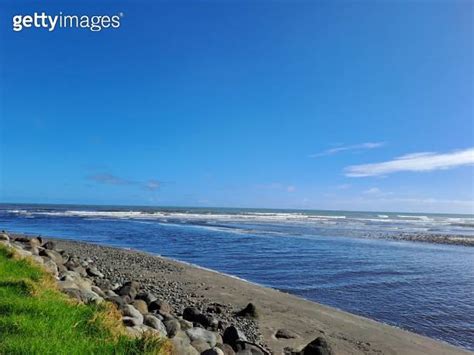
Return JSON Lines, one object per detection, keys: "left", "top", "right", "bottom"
{"left": 87, "top": 173, "right": 134, "bottom": 185}
{"left": 310, "top": 142, "right": 385, "bottom": 158}
{"left": 345, "top": 147, "right": 474, "bottom": 177}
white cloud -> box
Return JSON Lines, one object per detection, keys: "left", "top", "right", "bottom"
{"left": 310, "top": 142, "right": 385, "bottom": 157}
{"left": 345, "top": 147, "right": 474, "bottom": 177}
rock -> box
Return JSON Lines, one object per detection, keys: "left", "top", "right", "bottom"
{"left": 91, "top": 286, "right": 106, "bottom": 298}
{"left": 106, "top": 295, "right": 126, "bottom": 308}
{"left": 235, "top": 342, "right": 265, "bottom": 355}
{"left": 105, "top": 290, "right": 118, "bottom": 297}
{"left": 121, "top": 304, "right": 144, "bottom": 325}
{"left": 202, "top": 348, "right": 225, "bottom": 355}
{"left": 301, "top": 337, "right": 333, "bottom": 355}
{"left": 29, "top": 238, "right": 42, "bottom": 249}
{"left": 0, "top": 232, "right": 9, "bottom": 241}
{"left": 186, "top": 327, "right": 218, "bottom": 347}
{"left": 43, "top": 259, "right": 59, "bottom": 277}
{"left": 164, "top": 319, "right": 181, "bottom": 338}
{"left": 57, "top": 280, "right": 80, "bottom": 290}
{"left": 40, "top": 249, "right": 64, "bottom": 265}
{"left": 136, "top": 291, "right": 157, "bottom": 304}
{"left": 223, "top": 326, "right": 247, "bottom": 350}
{"left": 117, "top": 281, "right": 138, "bottom": 299}
{"left": 62, "top": 288, "right": 84, "bottom": 301}
{"left": 13, "top": 236, "right": 30, "bottom": 243}
{"left": 149, "top": 300, "right": 172, "bottom": 314}
{"left": 15, "top": 249, "right": 33, "bottom": 259}
{"left": 42, "top": 241, "right": 56, "bottom": 250}
{"left": 183, "top": 307, "right": 200, "bottom": 321}
{"left": 24, "top": 244, "right": 40, "bottom": 255}
{"left": 275, "top": 329, "right": 298, "bottom": 339}
{"left": 183, "top": 307, "right": 213, "bottom": 328}
{"left": 207, "top": 304, "right": 223, "bottom": 314}
{"left": 190, "top": 339, "right": 211, "bottom": 353}
{"left": 159, "top": 312, "right": 175, "bottom": 321}
{"left": 80, "top": 289, "right": 103, "bottom": 304}
{"left": 235, "top": 303, "right": 258, "bottom": 318}
{"left": 132, "top": 299, "right": 149, "bottom": 314}
{"left": 71, "top": 266, "right": 88, "bottom": 277}
{"left": 127, "top": 324, "right": 162, "bottom": 337}
{"left": 123, "top": 316, "right": 143, "bottom": 327}
{"left": 86, "top": 266, "right": 104, "bottom": 278}
{"left": 143, "top": 314, "right": 167, "bottom": 335}
{"left": 94, "top": 278, "right": 112, "bottom": 291}
{"left": 217, "top": 344, "right": 236, "bottom": 355}
{"left": 179, "top": 319, "right": 194, "bottom": 330}
{"left": 171, "top": 331, "right": 199, "bottom": 355}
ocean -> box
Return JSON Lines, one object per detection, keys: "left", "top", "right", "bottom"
{"left": 1, "top": 203, "right": 473, "bottom": 350}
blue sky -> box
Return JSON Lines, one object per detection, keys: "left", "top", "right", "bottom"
{"left": 0, "top": 0, "right": 473, "bottom": 213}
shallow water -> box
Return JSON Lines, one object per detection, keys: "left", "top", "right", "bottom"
{"left": 1, "top": 204, "right": 473, "bottom": 350}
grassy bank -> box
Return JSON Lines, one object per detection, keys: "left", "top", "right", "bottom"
{"left": 0, "top": 245, "right": 169, "bottom": 355}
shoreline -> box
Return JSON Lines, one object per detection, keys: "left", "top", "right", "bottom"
{"left": 9, "top": 233, "right": 470, "bottom": 354}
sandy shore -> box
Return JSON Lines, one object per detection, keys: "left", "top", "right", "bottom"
{"left": 36, "top": 237, "right": 470, "bottom": 355}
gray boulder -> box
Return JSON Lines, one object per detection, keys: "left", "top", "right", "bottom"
{"left": 144, "top": 314, "right": 167, "bottom": 336}
{"left": 149, "top": 299, "right": 172, "bottom": 314}
{"left": 136, "top": 291, "right": 157, "bottom": 304}
{"left": 301, "top": 337, "right": 333, "bottom": 355}
{"left": 121, "top": 304, "right": 144, "bottom": 325}
{"left": 86, "top": 266, "right": 104, "bottom": 278}
{"left": 117, "top": 281, "right": 139, "bottom": 299}
{"left": 164, "top": 319, "right": 181, "bottom": 338}
{"left": 186, "top": 327, "right": 218, "bottom": 347}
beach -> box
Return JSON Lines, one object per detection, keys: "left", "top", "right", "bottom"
{"left": 7, "top": 234, "right": 465, "bottom": 355}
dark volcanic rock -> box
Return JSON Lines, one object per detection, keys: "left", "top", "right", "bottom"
{"left": 183, "top": 306, "right": 214, "bottom": 328}
{"left": 301, "top": 337, "right": 333, "bottom": 355}
{"left": 136, "top": 291, "right": 157, "bottom": 304}
{"left": 149, "top": 299, "right": 172, "bottom": 314}
{"left": 223, "top": 326, "right": 248, "bottom": 350}
{"left": 42, "top": 241, "right": 56, "bottom": 250}
{"left": 117, "top": 281, "right": 139, "bottom": 299}
{"left": 275, "top": 329, "right": 298, "bottom": 339}
{"left": 235, "top": 303, "right": 258, "bottom": 319}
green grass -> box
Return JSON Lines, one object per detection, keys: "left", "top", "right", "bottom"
{"left": 0, "top": 246, "right": 171, "bottom": 355}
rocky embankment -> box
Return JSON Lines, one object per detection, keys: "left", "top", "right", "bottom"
{"left": 0, "top": 232, "right": 332, "bottom": 355}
